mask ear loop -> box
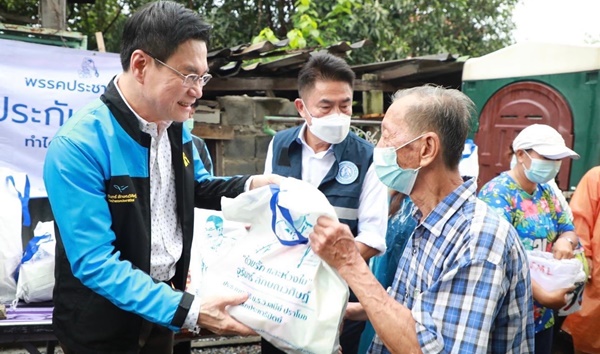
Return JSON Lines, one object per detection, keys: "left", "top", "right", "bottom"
{"left": 301, "top": 100, "right": 315, "bottom": 122}
{"left": 394, "top": 133, "right": 426, "bottom": 152}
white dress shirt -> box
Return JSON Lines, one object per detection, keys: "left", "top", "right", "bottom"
{"left": 264, "top": 124, "right": 388, "bottom": 253}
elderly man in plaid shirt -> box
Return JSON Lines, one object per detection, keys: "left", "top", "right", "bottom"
{"left": 309, "top": 85, "right": 535, "bottom": 354}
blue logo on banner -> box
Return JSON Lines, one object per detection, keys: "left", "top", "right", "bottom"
{"left": 78, "top": 57, "right": 99, "bottom": 78}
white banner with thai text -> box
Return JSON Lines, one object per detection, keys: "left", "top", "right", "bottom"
{"left": 0, "top": 38, "right": 121, "bottom": 197}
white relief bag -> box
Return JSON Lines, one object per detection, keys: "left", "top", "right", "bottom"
{"left": 527, "top": 250, "right": 587, "bottom": 315}
{"left": 187, "top": 208, "right": 249, "bottom": 298}
{"left": 458, "top": 139, "right": 479, "bottom": 179}
{"left": 13, "top": 221, "right": 56, "bottom": 305}
{"left": 198, "top": 177, "right": 349, "bottom": 354}
{"left": 0, "top": 168, "right": 29, "bottom": 304}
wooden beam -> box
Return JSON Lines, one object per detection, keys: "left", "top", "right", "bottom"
{"left": 205, "top": 77, "right": 396, "bottom": 92}
{"left": 40, "top": 0, "right": 66, "bottom": 30}
{"left": 205, "top": 77, "right": 297, "bottom": 91}
{"left": 362, "top": 73, "right": 384, "bottom": 115}
{"left": 376, "top": 61, "right": 421, "bottom": 81}
{"left": 95, "top": 32, "right": 106, "bottom": 52}
{"left": 192, "top": 125, "right": 235, "bottom": 140}
{"left": 355, "top": 79, "right": 396, "bottom": 92}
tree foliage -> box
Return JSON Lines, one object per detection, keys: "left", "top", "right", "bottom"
{"left": 0, "top": 0, "right": 518, "bottom": 63}
{"left": 251, "top": 0, "right": 517, "bottom": 62}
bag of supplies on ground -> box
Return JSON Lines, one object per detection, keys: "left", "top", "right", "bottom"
{"left": 527, "top": 250, "right": 587, "bottom": 315}
{"left": 196, "top": 177, "right": 349, "bottom": 354}
{"left": 13, "top": 221, "right": 56, "bottom": 305}
{"left": 0, "top": 168, "right": 30, "bottom": 304}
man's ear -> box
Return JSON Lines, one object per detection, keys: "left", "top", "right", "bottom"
{"left": 129, "top": 50, "right": 150, "bottom": 84}
{"left": 418, "top": 133, "right": 440, "bottom": 167}
{"left": 295, "top": 98, "right": 310, "bottom": 123}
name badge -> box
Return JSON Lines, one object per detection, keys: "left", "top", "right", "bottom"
{"left": 336, "top": 161, "right": 359, "bottom": 185}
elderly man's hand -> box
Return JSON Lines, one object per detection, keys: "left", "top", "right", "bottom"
{"left": 309, "top": 215, "right": 360, "bottom": 271}
{"left": 197, "top": 293, "right": 257, "bottom": 336}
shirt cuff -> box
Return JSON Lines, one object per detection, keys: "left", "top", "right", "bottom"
{"left": 182, "top": 294, "right": 202, "bottom": 333}
{"left": 355, "top": 230, "right": 387, "bottom": 255}
{"left": 244, "top": 176, "right": 253, "bottom": 192}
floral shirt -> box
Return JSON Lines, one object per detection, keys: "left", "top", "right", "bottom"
{"left": 479, "top": 172, "right": 574, "bottom": 333}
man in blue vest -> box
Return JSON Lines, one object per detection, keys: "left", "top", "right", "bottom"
{"left": 262, "top": 52, "right": 388, "bottom": 354}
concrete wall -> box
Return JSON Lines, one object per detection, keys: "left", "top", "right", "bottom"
{"left": 216, "top": 96, "right": 298, "bottom": 175}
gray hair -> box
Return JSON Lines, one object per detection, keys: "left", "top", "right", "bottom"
{"left": 391, "top": 85, "right": 475, "bottom": 169}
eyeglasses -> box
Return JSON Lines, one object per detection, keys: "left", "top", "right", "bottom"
{"left": 146, "top": 52, "right": 212, "bottom": 88}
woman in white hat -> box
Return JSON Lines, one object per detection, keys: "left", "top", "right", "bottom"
{"left": 478, "top": 124, "right": 581, "bottom": 354}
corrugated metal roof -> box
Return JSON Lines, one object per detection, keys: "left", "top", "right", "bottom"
{"left": 206, "top": 40, "right": 464, "bottom": 93}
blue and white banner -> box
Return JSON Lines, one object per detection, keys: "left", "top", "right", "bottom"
{"left": 0, "top": 38, "right": 121, "bottom": 197}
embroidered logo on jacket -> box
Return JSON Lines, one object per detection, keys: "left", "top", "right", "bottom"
{"left": 114, "top": 184, "right": 128, "bottom": 193}
{"left": 107, "top": 183, "right": 137, "bottom": 204}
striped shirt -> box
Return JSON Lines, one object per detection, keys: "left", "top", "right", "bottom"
{"left": 369, "top": 179, "right": 534, "bottom": 354}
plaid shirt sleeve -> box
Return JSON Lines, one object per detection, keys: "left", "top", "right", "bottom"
{"left": 414, "top": 209, "right": 532, "bottom": 353}
{"left": 413, "top": 257, "right": 509, "bottom": 352}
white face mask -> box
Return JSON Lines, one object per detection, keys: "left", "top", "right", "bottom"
{"left": 303, "top": 102, "right": 351, "bottom": 144}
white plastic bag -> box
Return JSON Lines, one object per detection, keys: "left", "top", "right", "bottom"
{"left": 458, "top": 139, "right": 479, "bottom": 178}
{"left": 0, "top": 168, "right": 29, "bottom": 304}
{"left": 527, "top": 250, "right": 587, "bottom": 315}
{"left": 13, "top": 221, "right": 56, "bottom": 305}
{"left": 188, "top": 208, "right": 249, "bottom": 297}
{"left": 199, "top": 177, "right": 349, "bottom": 354}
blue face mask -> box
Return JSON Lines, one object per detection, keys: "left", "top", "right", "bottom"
{"left": 373, "top": 134, "right": 425, "bottom": 195}
{"left": 522, "top": 151, "right": 561, "bottom": 184}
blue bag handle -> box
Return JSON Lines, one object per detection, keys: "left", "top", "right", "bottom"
{"left": 269, "top": 185, "right": 309, "bottom": 246}
{"left": 6, "top": 175, "right": 31, "bottom": 227}
{"left": 462, "top": 139, "right": 477, "bottom": 159}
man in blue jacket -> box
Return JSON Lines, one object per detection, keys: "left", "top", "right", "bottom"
{"left": 43, "top": 2, "right": 278, "bottom": 353}
{"left": 262, "top": 52, "right": 388, "bottom": 354}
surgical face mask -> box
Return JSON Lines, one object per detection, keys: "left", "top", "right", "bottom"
{"left": 510, "top": 155, "right": 517, "bottom": 169}
{"left": 522, "top": 151, "right": 561, "bottom": 184}
{"left": 303, "top": 102, "right": 351, "bottom": 144}
{"left": 373, "top": 134, "right": 425, "bottom": 195}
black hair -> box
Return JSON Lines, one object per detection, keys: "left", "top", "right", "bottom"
{"left": 297, "top": 52, "right": 355, "bottom": 98}
{"left": 120, "top": 1, "right": 211, "bottom": 71}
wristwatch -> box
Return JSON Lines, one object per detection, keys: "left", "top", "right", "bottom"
{"left": 561, "top": 236, "right": 576, "bottom": 249}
